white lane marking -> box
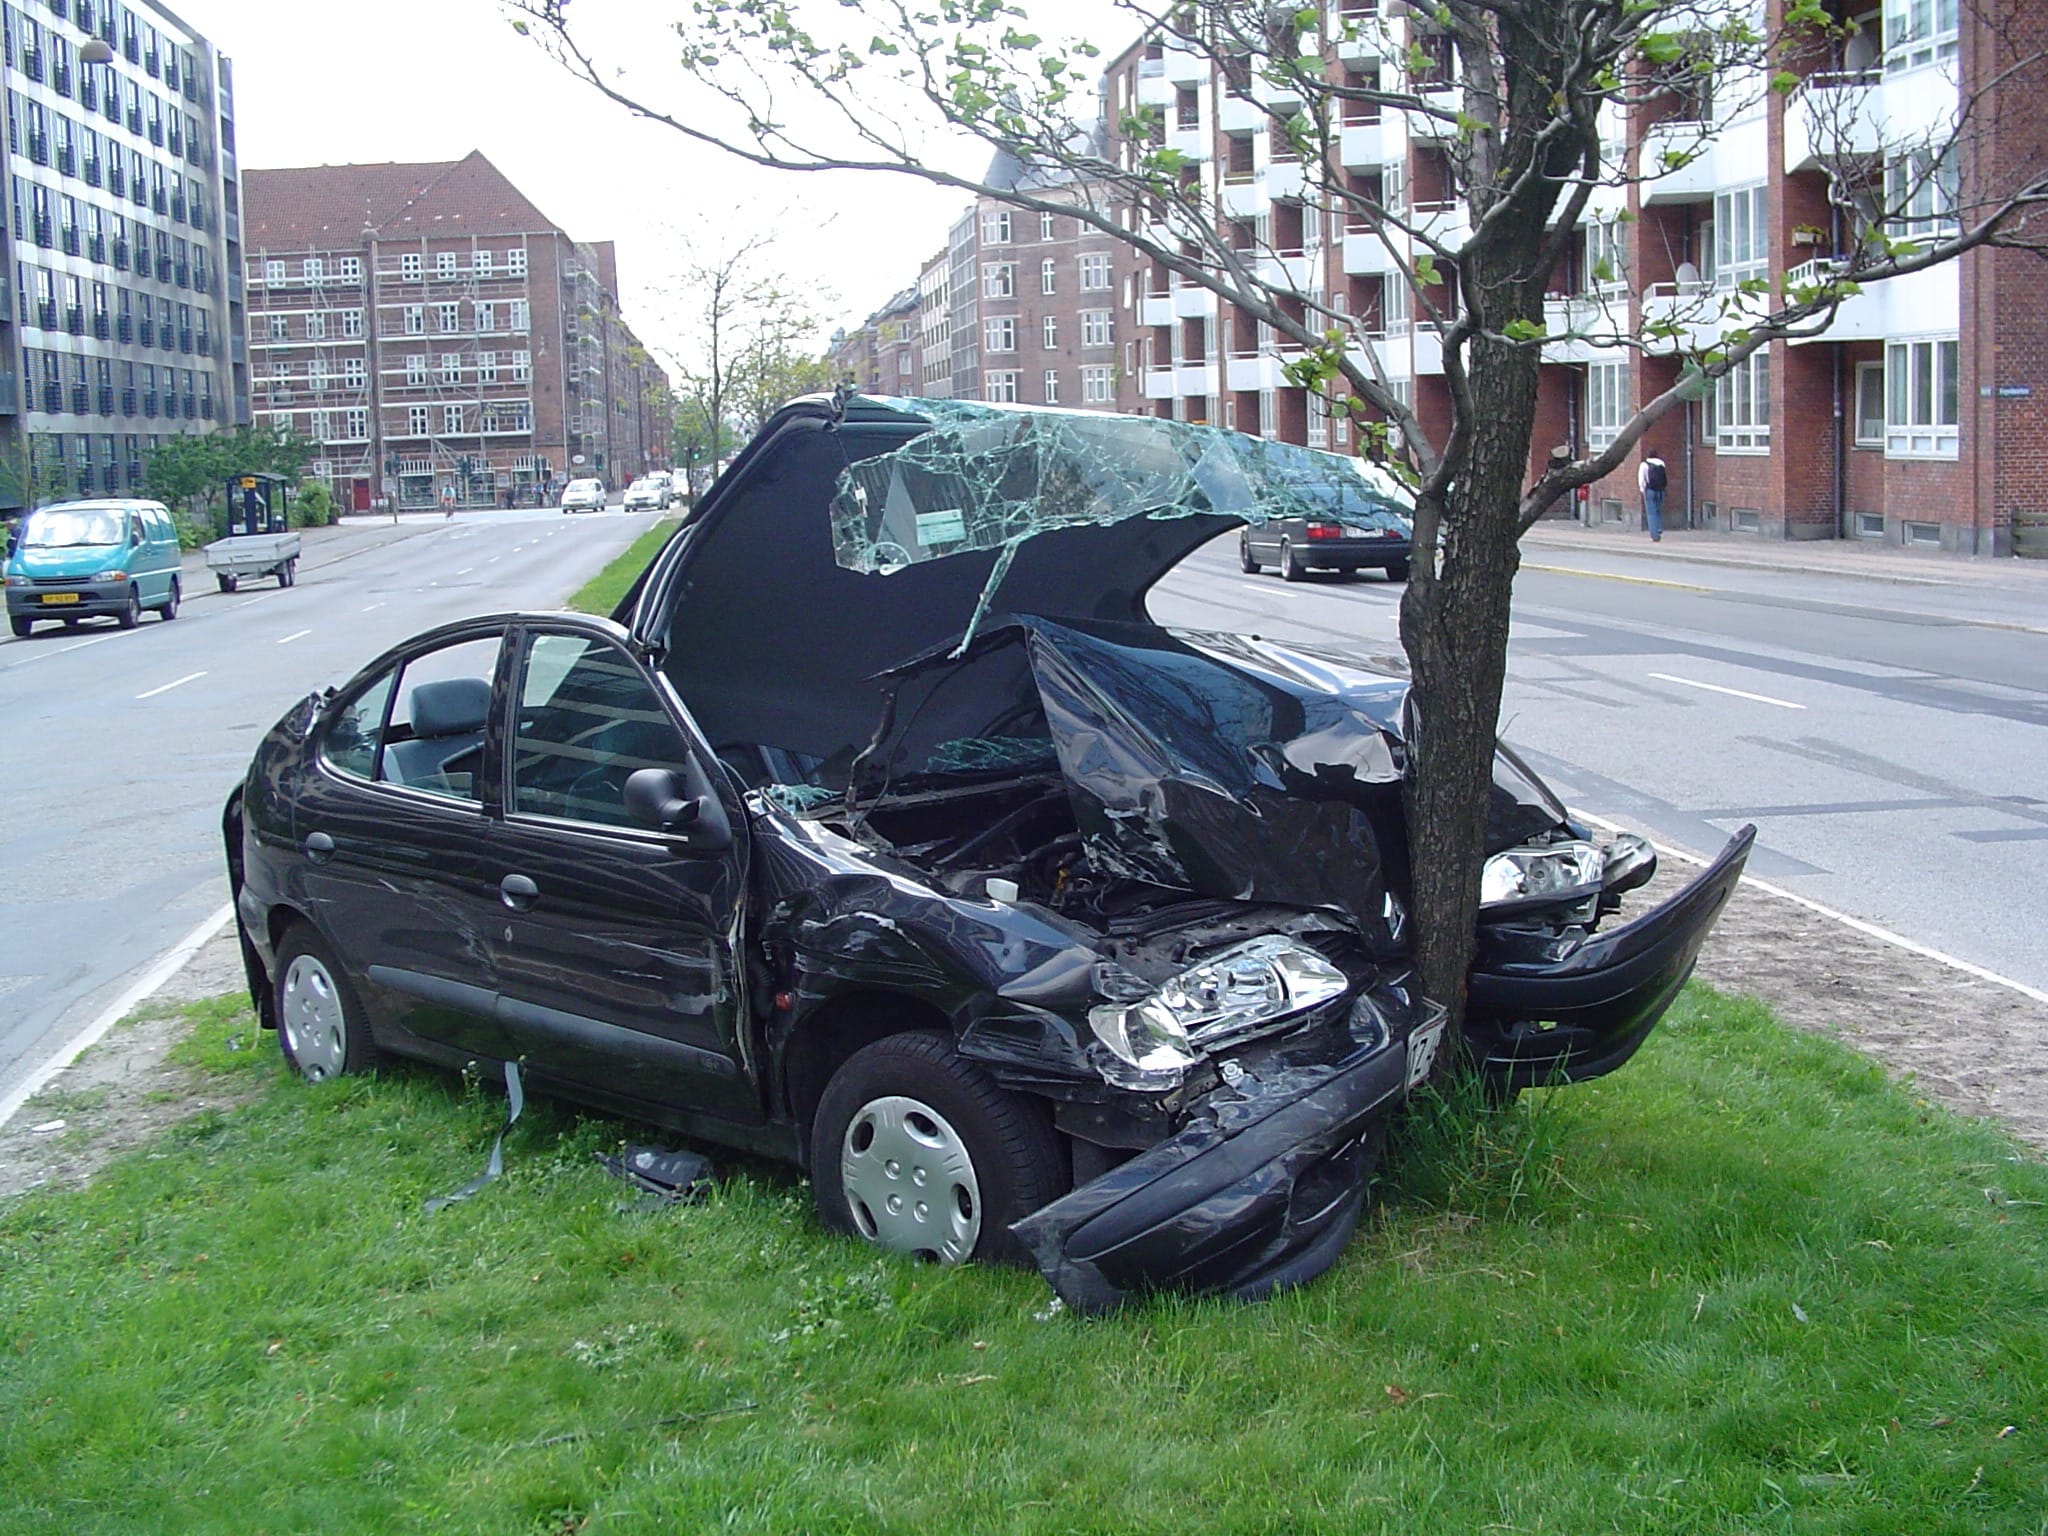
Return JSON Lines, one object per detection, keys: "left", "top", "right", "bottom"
{"left": 136, "top": 670, "right": 206, "bottom": 699}
{"left": 1575, "top": 809, "right": 2048, "bottom": 1008}
{"left": 4, "top": 632, "right": 118, "bottom": 669}
{"left": 360, "top": 602, "right": 384, "bottom": 614}
{"left": 485, "top": 556, "right": 500, "bottom": 566}
{"left": 0, "top": 902, "right": 236, "bottom": 1131}
{"left": 277, "top": 628, "right": 312, "bottom": 646}
{"left": 232, "top": 594, "right": 275, "bottom": 611}
{"left": 455, "top": 567, "right": 473, "bottom": 576}
{"left": 1647, "top": 671, "right": 1805, "bottom": 710}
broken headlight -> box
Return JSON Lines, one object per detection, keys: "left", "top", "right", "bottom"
{"left": 1088, "top": 936, "right": 1350, "bottom": 1088}
{"left": 1479, "top": 838, "right": 1605, "bottom": 913}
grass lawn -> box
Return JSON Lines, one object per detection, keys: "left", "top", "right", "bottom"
{"left": 566, "top": 517, "right": 682, "bottom": 617}
{"left": 3, "top": 987, "right": 2044, "bottom": 1533}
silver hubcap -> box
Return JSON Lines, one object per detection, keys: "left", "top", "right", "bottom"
{"left": 280, "top": 953, "right": 348, "bottom": 1080}
{"left": 840, "top": 1095, "right": 982, "bottom": 1263}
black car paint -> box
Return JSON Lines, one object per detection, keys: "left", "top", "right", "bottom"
{"left": 230, "top": 394, "right": 1754, "bottom": 1312}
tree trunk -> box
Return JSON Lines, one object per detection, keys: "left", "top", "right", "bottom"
{"left": 1397, "top": 326, "right": 1540, "bottom": 1053}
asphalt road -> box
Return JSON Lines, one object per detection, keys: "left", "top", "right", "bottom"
{"left": 0, "top": 507, "right": 661, "bottom": 1104}
{"left": 1150, "top": 534, "right": 2048, "bottom": 994}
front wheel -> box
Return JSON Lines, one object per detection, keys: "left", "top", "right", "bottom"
{"left": 9, "top": 615, "right": 32, "bottom": 639}
{"left": 116, "top": 587, "right": 141, "bottom": 628}
{"left": 811, "top": 1033, "right": 1066, "bottom": 1267}
{"left": 274, "top": 926, "right": 379, "bottom": 1082}
{"left": 158, "top": 577, "right": 180, "bottom": 620}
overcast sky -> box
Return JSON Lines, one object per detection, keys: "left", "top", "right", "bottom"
{"left": 178, "top": 0, "right": 1134, "bottom": 376}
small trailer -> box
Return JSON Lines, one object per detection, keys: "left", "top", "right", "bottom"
{"left": 203, "top": 474, "right": 301, "bottom": 593}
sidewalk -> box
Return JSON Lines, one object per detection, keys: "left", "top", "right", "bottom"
{"left": 1522, "top": 518, "right": 2048, "bottom": 594}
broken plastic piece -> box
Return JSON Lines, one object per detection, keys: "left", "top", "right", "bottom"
{"left": 595, "top": 1145, "right": 713, "bottom": 1205}
{"left": 424, "top": 1059, "right": 524, "bottom": 1214}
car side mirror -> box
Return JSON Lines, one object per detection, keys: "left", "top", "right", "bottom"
{"left": 624, "top": 767, "right": 699, "bottom": 830}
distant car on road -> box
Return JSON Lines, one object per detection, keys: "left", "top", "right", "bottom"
{"left": 560, "top": 478, "right": 607, "bottom": 514}
{"left": 622, "top": 477, "right": 670, "bottom": 512}
{"left": 1238, "top": 458, "right": 1414, "bottom": 582}
{"left": 6, "top": 499, "right": 184, "bottom": 637}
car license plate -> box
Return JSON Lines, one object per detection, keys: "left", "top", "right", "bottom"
{"left": 39, "top": 592, "right": 80, "bottom": 605}
{"left": 1405, "top": 1014, "right": 1445, "bottom": 1089}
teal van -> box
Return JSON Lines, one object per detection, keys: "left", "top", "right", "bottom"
{"left": 5, "top": 499, "right": 184, "bottom": 638}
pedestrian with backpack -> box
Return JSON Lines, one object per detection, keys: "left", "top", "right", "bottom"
{"left": 1638, "top": 453, "right": 1668, "bottom": 542}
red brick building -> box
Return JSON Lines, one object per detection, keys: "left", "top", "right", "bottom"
{"left": 1100, "top": 0, "right": 2047, "bottom": 556}
{"left": 242, "top": 152, "right": 670, "bottom": 511}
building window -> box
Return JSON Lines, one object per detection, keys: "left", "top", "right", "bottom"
{"left": 440, "top": 353, "right": 462, "bottom": 384}
{"left": 444, "top": 404, "right": 464, "bottom": 434}
{"left": 344, "top": 358, "right": 366, "bottom": 389}
{"left": 1585, "top": 359, "right": 1629, "bottom": 450}
{"left": 1382, "top": 272, "right": 1411, "bottom": 334}
{"left": 512, "top": 351, "right": 532, "bottom": 382}
{"left": 302, "top": 256, "right": 324, "bottom": 281}
{"left": 405, "top": 355, "right": 428, "bottom": 386}
{"left": 509, "top": 300, "right": 529, "bottom": 331}
{"left": 1584, "top": 218, "right": 1628, "bottom": 294}
{"left": 984, "top": 369, "right": 1019, "bottom": 402}
{"left": 507, "top": 247, "right": 528, "bottom": 277}
{"left": 981, "top": 209, "right": 1011, "bottom": 243}
{"left": 982, "top": 263, "right": 1015, "bottom": 299}
{"left": 1043, "top": 369, "right": 1060, "bottom": 404}
{"left": 267, "top": 313, "right": 288, "bottom": 340}
{"left": 1307, "top": 391, "right": 1330, "bottom": 449}
{"left": 1081, "top": 364, "right": 1114, "bottom": 403}
{"left": 1079, "top": 252, "right": 1112, "bottom": 290}
{"left": 1043, "top": 314, "right": 1058, "bottom": 348}
{"left": 1713, "top": 185, "right": 1767, "bottom": 286}
{"left": 310, "top": 409, "right": 330, "bottom": 441}
{"left": 435, "top": 302, "right": 460, "bottom": 333}
{"left": 407, "top": 405, "right": 429, "bottom": 436}
{"left": 403, "top": 305, "right": 424, "bottom": 334}
{"left": 1081, "top": 310, "right": 1113, "bottom": 347}
{"left": 1041, "top": 258, "right": 1057, "bottom": 295}
{"left": 1713, "top": 349, "right": 1771, "bottom": 452}
{"left": 479, "top": 351, "right": 498, "bottom": 384}
{"left": 983, "top": 316, "right": 1016, "bottom": 352}
{"left": 1883, "top": 0, "right": 1958, "bottom": 72}
{"left": 306, "top": 311, "right": 328, "bottom": 340}
{"left": 1886, "top": 337, "right": 1959, "bottom": 457}
{"left": 476, "top": 301, "right": 496, "bottom": 331}
{"left": 401, "top": 252, "right": 422, "bottom": 281}
{"left": 342, "top": 309, "right": 364, "bottom": 337}
{"left": 1853, "top": 362, "right": 1885, "bottom": 446}
{"left": 436, "top": 251, "right": 457, "bottom": 278}
{"left": 344, "top": 407, "right": 367, "bottom": 440}
{"left": 339, "top": 257, "right": 362, "bottom": 281}
{"left": 263, "top": 259, "right": 284, "bottom": 283}
{"left": 1886, "top": 147, "right": 1959, "bottom": 239}
{"left": 1038, "top": 210, "right": 1056, "bottom": 240}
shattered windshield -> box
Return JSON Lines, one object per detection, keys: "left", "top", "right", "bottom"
{"left": 829, "top": 400, "right": 1411, "bottom": 647}
{"left": 832, "top": 400, "right": 1410, "bottom": 577}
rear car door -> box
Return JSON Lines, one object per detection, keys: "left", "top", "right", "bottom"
{"left": 486, "top": 622, "right": 760, "bottom": 1125}
{"left": 292, "top": 625, "right": 511, "bottom": 1056}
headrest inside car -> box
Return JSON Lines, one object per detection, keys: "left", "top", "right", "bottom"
{"left": 409, "top": 677, "right": 491, "bottom": 738}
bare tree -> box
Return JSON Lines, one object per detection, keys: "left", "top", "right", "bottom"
{"left": 507, "top": 0, "right": 2047, "bottom": 1048}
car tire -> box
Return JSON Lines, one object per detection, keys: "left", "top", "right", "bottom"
{"left": 9, "top": 615, "right": 32, "bottom": 639}
{"left": 117, "top": 587, "right": 141, "bottom": 628}
{"left": 1239, "top": 533, "right": 1261, "bottom": 574}
{"left": 811, "top": 1033, "right": 1066, "bottom": 1268}
{"left": 274, "top": 925, "right": 379, "bottom": 1083}
{"left": 1281, "top": 539, "right": 1307, "bottom": 582}
{"left": 278, "top": 558, "right": 296, "bottom": 589}
{"left": 218, "top": 573, "right": 238, "bottom": 594}
{"left": 1385, "top": 559, "right": 1410, "bottom": 583}
{"left": 159, "top": 577, "right": 180, "bottom": 620}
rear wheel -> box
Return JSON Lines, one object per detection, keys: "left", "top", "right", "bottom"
{"left": 158, "top": 577, "right": 180, "bottom": 620}
{"left": 1385, "top": 559, "right": 1410, "bottom": 583}
{"left": 116, "top": 587, "right": 141, "bottom": 628}
{"left": 274, "top": 926, "right": 378, "bottom": 1082}
{"left": 278, "top": 558, "right": 297, "bottom": 589}
{"left": 218, "top": 572, "right": 239, "bottom": 594}
{"left": 811, "top": 1033, "right": 1066, "bottom": 1267}
{"left": 1281, "top": 539, "right": 1307, "bottom": 582}
{"left": 1239, "top": 533, "right": 1261, "bottom": 574}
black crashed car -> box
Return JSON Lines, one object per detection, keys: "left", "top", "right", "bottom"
{"left": 1238, "top": 458, "right": 1414, "bottom": 582}
{"left": 226, "top": 396, "right": 1752, "bottom": 1312}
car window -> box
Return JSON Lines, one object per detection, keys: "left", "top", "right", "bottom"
{"left": 511, "top": 633, "right": 688, "bottom": 828}
{"left": 376, "top": 635, "right": 504, "bottom": 801}
{"left": 323, "top": 669, "right": 397, "bottom": 781}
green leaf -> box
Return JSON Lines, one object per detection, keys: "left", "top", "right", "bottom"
{"left": 1412, "top": 253, "right": 1440, "bottom": 286}
{"left": 1502, "top": 317, "right": 1546, "bottom": 343}
{"left": 1770, "top": 70, "right": 1800, "bottom": 95}
{"left": 1639, "top": 31, "right": 1685, "bottom": 65}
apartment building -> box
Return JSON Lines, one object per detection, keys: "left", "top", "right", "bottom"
{"left": 1102, "top": 0, "right": 2046, "bottom": 555}
{"left": 828, "top": 285, "right": 919, "bottom": 395}
{"left": 242, "top": 152, "right": 670, "bottom": 512}
{"left": 1, "top": 0, "right": 250, "bottom": 513}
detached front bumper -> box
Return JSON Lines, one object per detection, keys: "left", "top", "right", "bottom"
{"left": 1011, "top": 1011, "right": 1431, "bottom": 1313}
{"left": 1465, "top": 825, "right": 1755, "bottom": 1093}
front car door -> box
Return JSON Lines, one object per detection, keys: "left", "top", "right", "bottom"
{"left": 486, "top": 621, "right": 759, "bottom": 1127}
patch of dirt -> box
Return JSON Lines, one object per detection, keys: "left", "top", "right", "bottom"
{"left": 0, "top": 930, "right": 262, "bottom": 1200}
{"left": 3, "top": 861, "right": 2044, "bottom": 1201}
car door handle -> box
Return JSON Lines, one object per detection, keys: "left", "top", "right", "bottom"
{"left": 499, "top": 873, "right": 540, "bottom": 911}
{"left": 303, "top": 831, "right": 335, "bottom": 864}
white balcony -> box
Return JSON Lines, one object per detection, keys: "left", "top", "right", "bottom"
{"left": 1140, "top": 290, "right": 1174, "bottom": 328}
{"left": 1143, "top": 365, "right": 1177, "bottom": 400}
{"left": 1167, "top": 125, "right": 1211, "bottom": 160}
{"left": 1226, "top": 352, "right": 1284, "bottom": 392}
{"left": 1339, "top": 118, "right": 1394, "bottom": 169}
{"left": 1174, "top": 284, "right": 1217, "bottom": 319}
{"left": 1136, "top": 70, "right": 1175, "bottom": 109}
{"left": 1175, "top": 362, "right": 1220, "bottom": 396}
{"left": 1256, "top": 251, "right": 1317, "bottom": 293}
{"left": 1412, "top": 200, "right": 1471, "bottom": 249}
{"left": 1218, "top": 94, "right": 1265, "bottom": 133}
{"left": 1264, "top": 159, "right": 1305, "bottom": 202}
{"left": 1639, "top": 279, "right": 1763, "bottom": 354}
{"left": 1784, "top": 261, "right": 1959, "bottom": 346}
{"left": 1410, "top": 324, "right": 1444, "bottom": 376}
{"left": 1343, "top": 225, "right": 1403, "bottom": 275}
{"left": 1220, "top": 177, "right": 1266, "bottom": 217}
{"left": 1639, "top": 119, "right": 1719, "bottom": 205}
{"left": 1785, "top": 71, "right": 1883, "bottom": 173}
{"left": 1163, "top": 44, "right": 1208, "bottom": 85}
{"left": 1540, "top": 293, "right": 1620, "bottom": 364}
